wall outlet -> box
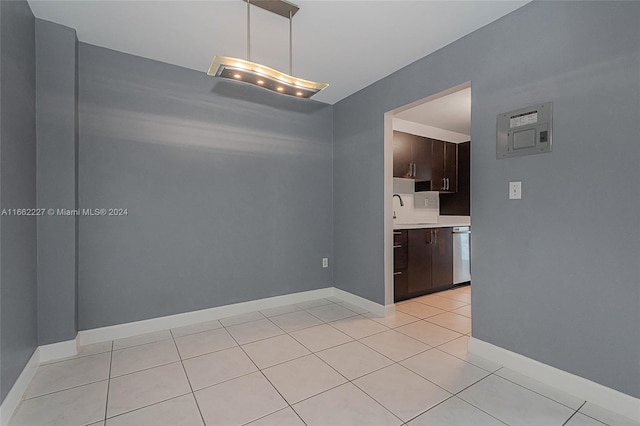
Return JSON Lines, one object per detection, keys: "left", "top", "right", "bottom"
{"left": 322, "top": 257, "right": 329, "bottom": 268}
{"left": 509, "top": 181, "right": 522, "bottom": 199}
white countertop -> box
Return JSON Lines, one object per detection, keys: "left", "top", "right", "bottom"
{"left": 394, "top": 216, "right": 470, "bottom": 230}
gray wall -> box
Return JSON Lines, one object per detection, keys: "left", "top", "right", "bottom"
{"left": 35, "top": 19, "right": 79, "bottom": 345}
{"left": 333, "top": 1, "right": 640, "bottom": 398}
{"left": 78, "top": 44, "right": 333, "bottom": 330}
{"left": 0, "top": 0, "right": 38, "bottom": 403}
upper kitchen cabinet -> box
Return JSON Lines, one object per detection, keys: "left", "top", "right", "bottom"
{"left": 440, "top": 141, "right": 470, "bottom": 215}
{"left": 429, "top": 140, "right": 457, "bottom": 193}
{"left": 394, "top": 131, "right": 459, "bottom": 193}
{"left": 393, "top": 131, "right": 431, "bottom": 181}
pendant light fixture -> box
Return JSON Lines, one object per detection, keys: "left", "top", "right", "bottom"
{"left": 207, "top": 0, "right": 328, "bottom": 99}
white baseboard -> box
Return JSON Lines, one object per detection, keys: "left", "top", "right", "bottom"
{"left": 468, "top": 337, "right": 640, "bottom": 422}
{"left": 78, "top": 286, "right": 393, "bottom": 346}
{"left": 332, "top": 288, "right": 393, "bottom": 317}
{"left": 0, "top": 348, "right": 40, "bottom": 426}
{"left": 78, "top": 287, "right": 334, "bottom": 345}
{"left": 39, "top": 339, "right": 78, "bottom": 363}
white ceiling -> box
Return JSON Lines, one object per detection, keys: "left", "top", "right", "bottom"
{"left": 395, "top": 87, "right": 471, "bottom": 135}
{"left": 27, "top": 1, "right": 527, "bottom": 105}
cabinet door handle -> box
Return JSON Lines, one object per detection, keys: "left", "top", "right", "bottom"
{"left": 413, "top": 163, "right": 417, "bottom": 177}
{"left": 442, "top": 178, "right": 446, "bottom": 190}
{"left": 393, "top": 271, "right": 403, "bottom": 276}
{"left": 393, "top": 231, "right": 402, "bottom": 235}
{"left": 446, "top": 178, "right": 449, "bottom": 190}
{"left": 393, "top": 244, "right": 402, "bottom": 249}
{"left": 433, "top": 230, "right": 438, "bottom": 244}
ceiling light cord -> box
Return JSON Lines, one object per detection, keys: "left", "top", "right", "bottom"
{"left": 247, "top": 0, "right": 251, "bottom": 61}
{"left": 247, "top": 0, "right": 292, "bottom": 74}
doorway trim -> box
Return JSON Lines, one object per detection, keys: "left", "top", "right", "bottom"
{"left": 383, "top": 81, "right": 471, "bottom": 306}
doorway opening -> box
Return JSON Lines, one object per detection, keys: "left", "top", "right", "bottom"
{"left": 383, "top": 82, "right": 472, "bottom": 308}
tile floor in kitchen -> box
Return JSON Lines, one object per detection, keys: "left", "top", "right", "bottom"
{"left": 9, "top": 286, "right": 637, "bottom": 426}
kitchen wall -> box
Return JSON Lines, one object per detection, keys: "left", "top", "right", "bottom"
{"left": 78, "top": 44, "right": 333, "bottom": 330}
{"left": 392, "top": 178, "right": 439, "bottom": 224}
{"left": 0, "top": 0, "right": 38, "bottom": 404}
{"left": 333, "top": 1, "right": 640, "bottom": 398}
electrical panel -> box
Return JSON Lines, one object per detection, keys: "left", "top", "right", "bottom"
{"left": 497, "top": 102, "right": 552, "bottom": 159}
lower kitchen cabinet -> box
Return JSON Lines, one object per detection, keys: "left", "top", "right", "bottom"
{"left": 393, "top": 230, "right": 409, "bottom": 300}
{"left": 394, "top": 227, "right": 453, "bottom": 302}
{"left": 430, "top": 227, "right": 454, "bottom": 291}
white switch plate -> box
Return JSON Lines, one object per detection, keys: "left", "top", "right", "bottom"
{"left": 322, "top": 258, "right": 329, "bottom": 268}
{"left": 509, "top": 181, "right": 522, "bottom": 199}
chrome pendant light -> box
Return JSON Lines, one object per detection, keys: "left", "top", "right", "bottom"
{"left": 208, "top": 0, "right": 328, "bottom": 99}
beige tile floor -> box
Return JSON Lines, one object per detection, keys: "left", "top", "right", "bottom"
{"left": 10, "top": 286, "right": 638, "bottom": 426}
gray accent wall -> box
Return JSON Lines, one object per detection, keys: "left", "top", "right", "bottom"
{"left": 35, "top": 19, "right": 79, "bottom": 345}
{"left": 78, "top": 44, "right": 333, "bottom": 330}
{"left": 0, "top": 0, "right": 38, "bottom": 403}
{"left": 333, "top": 1, "right": 640, "bottom": 397}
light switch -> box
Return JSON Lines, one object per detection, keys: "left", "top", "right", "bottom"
{"left": 509, "top": 181, "right": 522, "bottom": 199}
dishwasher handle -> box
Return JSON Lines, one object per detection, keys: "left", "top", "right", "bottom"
{"left": 452, "top": 227, "right": 471, "bottom": 234}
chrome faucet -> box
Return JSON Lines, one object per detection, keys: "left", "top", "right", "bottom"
{"left": 393, "top": 194, "right": 404, "bottom": 220}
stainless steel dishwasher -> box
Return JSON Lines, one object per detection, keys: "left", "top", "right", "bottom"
{"left": 453, "top": 226, "right": 471, "bottom": 285}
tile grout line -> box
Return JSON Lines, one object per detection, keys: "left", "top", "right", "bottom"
{"left": 450, "top": 370, "right": 513, "bottom": 424}
{"left": 39, "top": 347, "right": 113, "bottom": 366}
{"left": 221, "top": 315, "right": 300, "bottom": 424}
{"left": 494, "top": 370, "right": 588, "bottom": 412}
{"left": 421, "top": 315, "right": 472, "bottom": 334}
{"left": 562, "top": 401, "right": 588, "bottom": 426}
{"left": 241, "top": 406, "right": 308, "bottom": 426}
{"left": 392, "top": 323, "right": 463, "bottom": 346}
{"left": 573, "top": 403, "right": 615, "bottom": 425}
{"left": 169, "top": 329, "right": 208, "bottom": 426}
{"left": 429, "top": 346, "right": 498, "bottom": 374}
{"left": 454, "top": 369, "right": 580, "bottom": 426}
{"left": 22, "top": 378, "right": 110, "bottom": 401}
{"left": 103, "top": 392, "right": 193, "bottom": 423}
{"left": 103, "top": 341, "right": 114, "bottom": 422}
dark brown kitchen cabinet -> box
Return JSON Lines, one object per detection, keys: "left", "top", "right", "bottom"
{"left": 393, "top": 131, "right": 431, "bottom": 181}
{"left": 393, "top": 230, "right": 409, "bottom": 301}
{"left": 394, "top": 227, "right": 454, "bottom": 302}
{"left": 431, "top": 227, "right": 454, "bottom": 290}
{"left": 407, "top": 229, "right": 433, "bottom": 295}
{"left": 396, "top": 133, "right": 458, "bottom": 193}
{"left": 429, "top": 140, "right": 457, "bottom": 193}
{"left": 440, "top": 141, "right": 470, "bottom": 216}
{"left": 393, "top": 132, "right": 413, "bottom": 179}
